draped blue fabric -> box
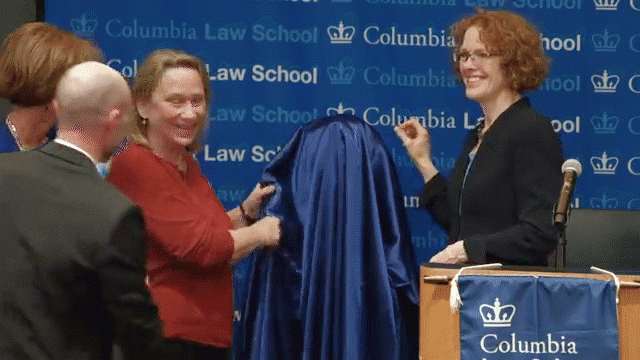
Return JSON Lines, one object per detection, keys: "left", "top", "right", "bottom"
{"left": 235, "top": 114, "right": 419, "bottom": 360}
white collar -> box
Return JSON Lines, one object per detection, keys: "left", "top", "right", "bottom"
{"left": 53, "top": 139, "right": 98, "bottom": 165}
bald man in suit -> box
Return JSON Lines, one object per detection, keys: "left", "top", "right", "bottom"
{"left": 0, "top": 62, "right": 171, "bottom": 360}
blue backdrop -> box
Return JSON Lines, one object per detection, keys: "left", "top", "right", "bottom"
{"left": 42, "top": 1, "right": 640, "bottom": 265}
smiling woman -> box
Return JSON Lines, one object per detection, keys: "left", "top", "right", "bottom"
{"left": 394, "top": 9, "right": 564, "bottom": 266}
{"left": 108, "top": 49, "right": 282, "bottom": 360}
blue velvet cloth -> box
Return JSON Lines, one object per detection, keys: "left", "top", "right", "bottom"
{"left": 235, "top": 114, "right": 419, "bottom": 360}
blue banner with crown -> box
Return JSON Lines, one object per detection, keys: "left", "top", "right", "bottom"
{"left": 458, "top": 275, "right": 619, "bottom": 360}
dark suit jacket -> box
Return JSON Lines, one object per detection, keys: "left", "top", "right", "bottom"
{"left": 0, "top": 142, "right": 168, "bottom": 360}
{"left": 420, "top": 98, "right": 564, "bottom": 266}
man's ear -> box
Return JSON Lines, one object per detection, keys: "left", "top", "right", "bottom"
{"left": 108, "top": 107, "right": 122, "bottom": 124}
{"left": 51, "top": 99, "right": 62, "bottom": 118}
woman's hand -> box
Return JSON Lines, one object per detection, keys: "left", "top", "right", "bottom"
{"left": 229, "top": 215, "right": 281, "bottom": 262}
{"left": 394, "top": 118, "right": 439, "bottom": 182}
{"left": 242, "top": 183, "right": 276, "bottom": 219}
{"left": 252, "top": 216, "right": 281, "bottom": 248}
{"left": 429, "top": 240, "right": 469, "bottom": 264}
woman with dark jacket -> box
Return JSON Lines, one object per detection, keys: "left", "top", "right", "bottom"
{"left": 395, "top": 10, "right": 563, "bottom": 266}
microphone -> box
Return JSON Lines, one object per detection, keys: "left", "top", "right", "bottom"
{"left": 554, "top": 159, "right": 582, "bottom": 227}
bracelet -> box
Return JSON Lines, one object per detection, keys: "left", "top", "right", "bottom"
{"left": 239, "top": 202, "right": 258, "bottom": 223}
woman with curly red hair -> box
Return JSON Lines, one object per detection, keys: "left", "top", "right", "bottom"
{"left": 395, "top": 9, "right": 563, "bottom": 266}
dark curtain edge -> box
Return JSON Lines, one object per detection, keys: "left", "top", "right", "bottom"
{"left": 36, "top": 0, "right": 45, "bottom": 21}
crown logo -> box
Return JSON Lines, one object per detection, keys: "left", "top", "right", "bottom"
{"left": 592, "top": 30, "right": 620, "bottom": 51}
{"left": 591, "top": 112, "right": 619, "bottom": 134}
{"left": 593, "top": 0, "right": 619, "bottom": 10}
{"left": 326, "top": 102, "right": 355, "bottom": 116}
{"left": 71, "top": 12, "right": 98, "bottom": 38}
{"left": 327, "top": 62, "right": 355, "bottom": 85}
{"left": 591, "top": 152, "right": 619, "bottom": 174}
{"left": 328, "top": 21, "right": 355, "bottom": 44}
{"left": 479, "top": 298, "right": 515, "bottom": 327}
{"left": 591, "top": 70, "right": 619, "bottom": 93}
{"left": 590, "top": 193, "right": 619, "bottom": 209}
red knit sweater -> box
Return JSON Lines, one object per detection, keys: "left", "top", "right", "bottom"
{"left": 108, "top": 144, "right": 234, "bottom": 348}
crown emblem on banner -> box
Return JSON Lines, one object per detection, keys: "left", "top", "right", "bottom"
{"left": 71, "top": 13, "right": 98, "bottom": 38}
{"left": 591, "top": 70, "right": 619, "bottom": 93}
{"left": 328, "top": 21, "right": 355, "bottom": 44}
{"left": 327, "top": 62, "right": 355, "bottom": 84}
{"left": 591, "top": 112, "right": 619, "bottom": 134}
{"left": 591, "top": 152, "right": 619, "bottom": 174}
{"left": 592, "top": 30, "right": 620, "bottom": 51}
{"left": 479, "top": 298, "right": 515, "bottom": 327}
{"left": 593, "top": 0, "right": 619, "bottom": 10}
{"left": 326, "top": 102, "right": 355, "bottom": 116}
{"left": 590, "top": 193, "right": 619, "bottom": 209}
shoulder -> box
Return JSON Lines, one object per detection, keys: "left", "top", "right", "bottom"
{"left": 111, "top": 143, "right": 156, "bottom": 170}
{"left": 0, "top": 148, "right": 45, "bottom": 174}
{"left": 109, "top": 144, "right": 157, "bottom": 184}
{"left": 500, "top": 99, "right": 558, "bottom": 141}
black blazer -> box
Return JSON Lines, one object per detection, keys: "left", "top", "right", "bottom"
{"left": 0, "top": 142, "right": 169, "bottom": 360}
{"left": 420, "top": 98, "right": 564, "bottom": 266}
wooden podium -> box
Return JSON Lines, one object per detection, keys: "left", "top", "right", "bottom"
{"left": 419, "top": 265, "right": 640, "bottom": 360}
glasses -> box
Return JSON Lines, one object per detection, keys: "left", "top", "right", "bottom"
{"left": 453, "top": 51, "right": 498, "bottom": 63}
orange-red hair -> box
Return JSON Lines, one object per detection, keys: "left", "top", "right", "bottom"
{"left": 0, "top": 22, "right": 103, "bottom": 106}
{"left": 451, "top": 9, "right": 550, "bottom": 93}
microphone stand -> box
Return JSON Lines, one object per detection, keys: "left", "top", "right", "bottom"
{"left": 554, "top": 223, "right": 567, "bottom": 269}
{"left": 553, "top": 204, "right": 570, "bottom": 269}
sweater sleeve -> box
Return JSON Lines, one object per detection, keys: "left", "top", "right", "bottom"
{"left": 108, "top": 146, "right": 234, "bottom": 270}
{"left": 419, "top": 173, "right": 453, "bottom": 235}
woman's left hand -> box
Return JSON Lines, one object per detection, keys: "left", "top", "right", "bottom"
{"left": 242, "top": 183, "right": 276, "bottom": 219}
{"left": 429, "top": 240, "right": 469, "bottom": 264}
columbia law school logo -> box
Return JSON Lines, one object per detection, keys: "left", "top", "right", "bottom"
{"left": 591, "top": 152, "right": 619, "bottom": 174}
{"left": 591, "top": 70, "right": 619, "bottom": 93}
{"left": 71, "top": 12, "right": 98, "bottom": 37}
{"left": 590, "top": 193, "right": 619, "bottom": 208}
{"left": 592, "top": 30, "right": 620, "bottom": 52}
{"left": 591, "top": 112, "right": 619, "bottom": 134}
{"left": 328, "top": 21, "right": 355, "bottom": 44}
{"left": 593, "top": 0, "right": 619, "bottom": 10}
{"left": 327, "top": 62, "right": 355, "bottom": 85}
{"left": 480, "top": 298, "right": 515, "bottom": 327}
{"left": 326, "top": 102, "right": 355, "bottom": 116}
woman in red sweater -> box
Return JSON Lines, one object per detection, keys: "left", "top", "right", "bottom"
{"left": 108, "top": 49, "right": 281, "bottom": 360}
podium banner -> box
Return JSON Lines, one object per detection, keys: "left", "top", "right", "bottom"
{"left": 458, "top": 275, "right": 619, "bottom": 360}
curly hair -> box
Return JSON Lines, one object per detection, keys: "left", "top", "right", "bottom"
{"left": 0, "top": 22, "right": 103, "bottom": 106}
{"left": 130, "top": 49, "right": 211, "bottom": 152}
{"left": 451, "top": 9, "right": 550, "bottom": 93}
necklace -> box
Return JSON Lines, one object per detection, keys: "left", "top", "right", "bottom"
{"left": 5, "top": 117, "right": 48, "bottom": 151}
{"left": 6, "top": 117, "right": 24, "bottom": 151}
